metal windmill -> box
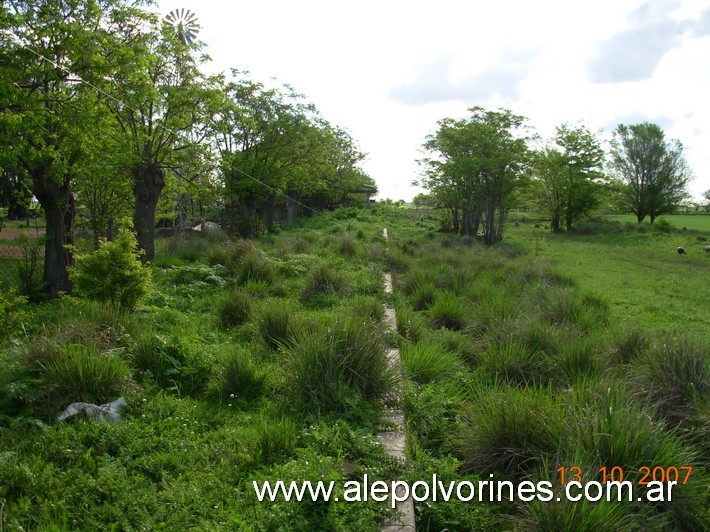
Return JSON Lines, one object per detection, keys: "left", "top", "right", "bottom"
{"left": 164, "top": 9, "right": 200, "bottom": 45}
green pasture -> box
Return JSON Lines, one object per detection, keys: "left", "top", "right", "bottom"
{"left": 505, "top": 216, "right": 710, "bottom": 334}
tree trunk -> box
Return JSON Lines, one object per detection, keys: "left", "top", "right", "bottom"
{"left": 133, "top": 164, "right": 165, "bottom": 263}
{"left": 262, "top": 195, "right": 276, "bottom": 232}
{"left": 287, "top": 192, "right": 298, "bottom": 227}
{"left": 551, "top": 213, "right": 561, "bottom": 233}
{"left": 34, "top": 176, "right": 75, "bottom": 295}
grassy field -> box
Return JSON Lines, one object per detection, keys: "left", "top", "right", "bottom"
{"left": 504, "top": 215, "right": 710, "bottom": 334}
{"left": 0, "top": 206, "right": 708, "bottom": 530}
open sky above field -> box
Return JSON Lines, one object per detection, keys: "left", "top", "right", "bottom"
{"left": 157, "top": 0, "right": 710, "bottom": 201}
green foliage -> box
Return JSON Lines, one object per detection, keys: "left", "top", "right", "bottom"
{"left": 257, "top": 299, "right": 296, "bottom": 350}
{"left": 216, "top": 289, "right": 254, "bottom": 328}
{"left": 428, "top": 291, "right": 466, "bottom": 330}
{"left": 400, "top": 342, "right": 464, "bottom": 384}
{"left": 215, "top": 348, "right": 265, "bottom": 401}
{"left": 301, "top": 262, "right": 348, "bottom": 302}
{"left": 70, "top": 228, "right": 152, "bottom": 312}
{"left": 132, "top": 335, "right": 213, "bottom": 395}
{"left": 632, "top": 335, "right": 710, "bottom": 425}
{"left": 42, "top": 344, "right": 132, "bottom": 405}
{"left": 284, "top": 316, "right": 396, "bottom": 412}
{"left": 16, "top": 235, "right": 45, "bottom": 295}
{"left": 0, "top": 288, "right": 29, "bottom": 340}
{"left": 253, "top": 416, "right": 299, "bottom": 465}
{"left": 456, "top": 384, "right": 566, "bottom": 478}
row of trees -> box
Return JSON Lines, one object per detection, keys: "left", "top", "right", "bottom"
{"left": 418, "top": 108, "right": 692, "bottom": 243}
{"left": 0, "top": 0, "right": 374, "bottom": 295}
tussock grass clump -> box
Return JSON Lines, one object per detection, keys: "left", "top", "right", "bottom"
{"left": 385, "top": 247, "right": 410, "bottom": 273}
{"left": 301, "top": 263, "right": 348, "bottom": 302}
{"left": 428, "top": 292, "right": 467, "bottom": 331}
{"left": 395, "top": 303, "right": 425, "bottom": 343}
{"left": 410, "top": 281, "right": 437, "bottom": 311}
{"left": 336, "top": 235, "right": 358, "bottom": 258}
{"left": 400, "top": 267, "right": 437, "bottom": 296}
{"left": 237, "top": 251, "right": 275, "bottom": 285}
{"left": 217, "top": 289, "right": 253, "bottom": 328}
{"left": 216, "top": 348, "right": 265, "bottom": 400}
{"left": 631, "top": 336, "right": 710, "bottom": 425}
{"left": 479, "top": 339, "right": 548, "bottom": 385}
{"left": 285, "top": 316, "right": 396, "bottom": 412}
{"left": 552, "top": 336, "right": 602, "bottom": 385}
{"left": 132, "top": 334, "right": 212, "bottom": 395}
{"left": 607, "top": 324, "right": 651, "bottom": 365}
{"left": 400, "top": 342, "right": 464, "bottom": 384}
{"left": 257, "top": 300, "right": 296, "bottom": 350}
{"left": 348, "top": 295, "right": 385, "bottom": 323}
{"left": 456, "top": 384, "right": 566, "bottom": 477}
{"left": 517, "top": 493, "right": 634, "bottom": 531}
{"left": 208, "top": 239, "right": 258, "bottom": 273}
{"left": 253, "top": 416, "right": 299, "bottom": 465}
{"left": 168, "top": 235, "right": 208, "bottom": 262}
{"left": 43, "top": 344, "right": 131, "bottom": 404}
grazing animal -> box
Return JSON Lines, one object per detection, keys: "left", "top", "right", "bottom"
{"left": 677, "top": 246, "right": 686, "bottom": 255}
{"left": 704, "top": 245, "right": 710, "bottom": 254}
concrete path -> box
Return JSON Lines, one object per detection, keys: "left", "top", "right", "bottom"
{"left": 377, "top": 228, "right": 416, "bottom": 531}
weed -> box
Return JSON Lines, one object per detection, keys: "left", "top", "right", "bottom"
{"left": 216, "top": 348, "right": 265, "bottom": 400}
{"left": 43, "top": 344, "right": 131, "bottom": 404}
{"left": 285, "top": 316, "right": 396, "bottom": 412}
{"left": 400, "top": 342, "right": 464, "bottom": 384}
{"left": 428, "top": 292, "right": 466, "bottom": 330}
{"left": 217, "top": 289, "right": 253, "bottom": 328}
{"left": 301, "top": 263, "right": 348, "bottom": 301}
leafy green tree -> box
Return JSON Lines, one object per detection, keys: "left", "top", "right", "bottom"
{"left": 0, "top": 0, "right": 138, "bottom": 294}
{"left": 100, "top": 15, "right": 217, "bottom": 261}
{"left": 419, "top": 107, "right": 530, "bottom": 245}
{"left": 609, "top": 123, "right": 690, "bottom": 224}
{"left": 534, "top": 124, "right": 605, "bottom": 232}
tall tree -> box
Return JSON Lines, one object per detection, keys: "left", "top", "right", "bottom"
{"left": 609, "top": 123, "right": 690, "bottom": 224}
{"left": 0, "top": 0, "right": 134, "bottom": 294}
{"left": 101, "top": 14, "right": 215, "bottom": 261}
{"left": 534, "top": 124, "right": 605, "bottom": 232}
{"left": 419, "top": 107, "right": 530, "bottom": 245}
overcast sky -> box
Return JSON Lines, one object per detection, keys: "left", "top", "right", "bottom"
{"left": 159, "top": 0, "right": 710, "bottom": 202}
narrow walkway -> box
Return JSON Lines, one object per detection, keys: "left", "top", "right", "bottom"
{"left": 378, "top": 228, "right": 416, "bottom": 531}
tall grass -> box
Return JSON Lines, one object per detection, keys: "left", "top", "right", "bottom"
{"left": 284, "top": 316, "right": 396, "bottom": 412}
{"left": 400, "top": 342, "right": 464, "bottom": 384}
{"left": 42, "top": 344, "right": 131, "bottom": 404}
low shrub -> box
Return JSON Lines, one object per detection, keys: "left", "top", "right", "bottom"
{"left": 69, "top": 228, "right": 151, "bottom": 312}
{"left": 0, "top": 288, "right": 30, "bottom": 340}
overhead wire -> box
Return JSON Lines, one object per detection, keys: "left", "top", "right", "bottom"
{"left": 6, "top": 24, "right": 321, "bottom": 216}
